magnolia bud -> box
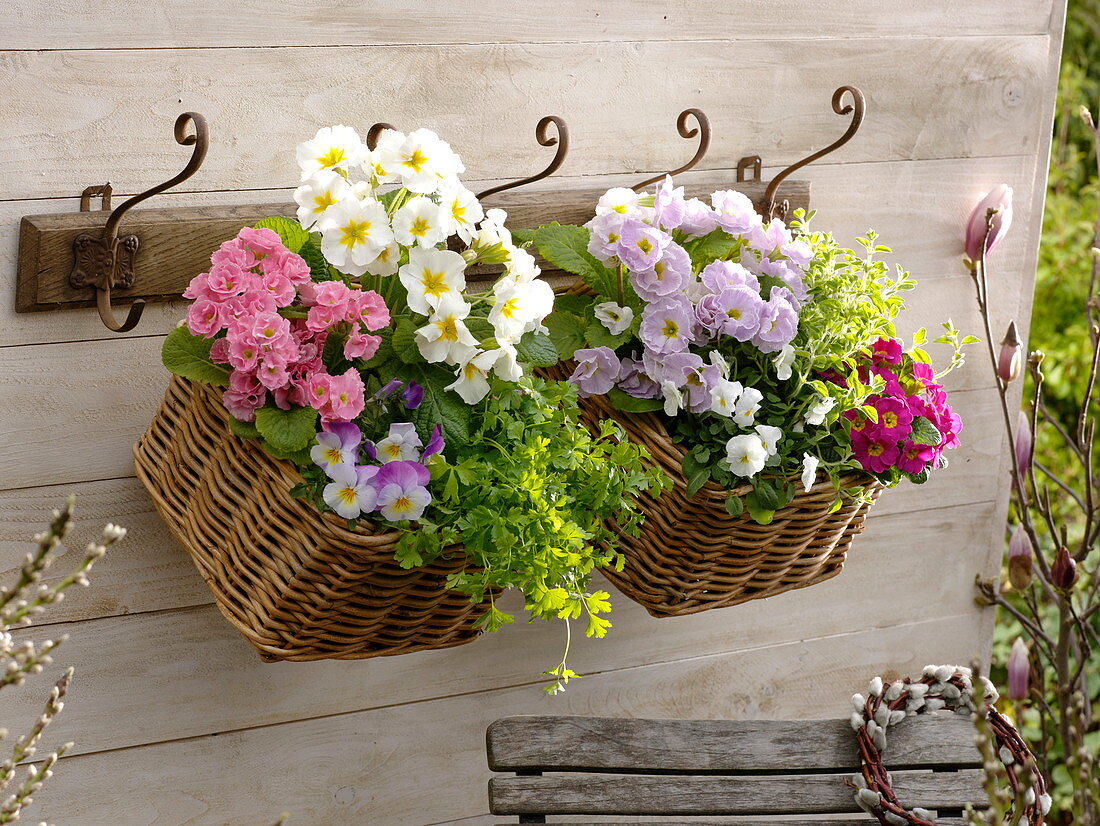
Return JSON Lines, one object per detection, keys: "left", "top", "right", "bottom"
{"left": 1007, "top": 637, "right": 1029, "bottom": 700}
{"left": 965, "top": 184, "right": 1013, "bottom": 261}
{"left": 1007, "top": 524, "right": 1033, "bottom": 590}
{"left": 1015, "top": 410, "right": 1033, "bottom": 476}
{"left": 997, "top": 321, "right": 1022, "bottom": 382}
{"left": 1051, "top": 546, "right": 1078, "bottom": 590}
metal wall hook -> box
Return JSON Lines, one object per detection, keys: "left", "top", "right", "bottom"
{"left": 476, "top": 116, "right": 569, "bottom": 200}
{"left": 763, "top": 85, "right": 865, "bottom": 220}
{"left": 736, "top": 156, "right": 762, "bottom": 183}
{"left": 69, "top": 112, "right": 209, "bottom": 333}
{"left": 632, "top": 108, "right": 712, "bottom": 192}
{"left": 366, "top": 122, "right": 397, "bottom": 151}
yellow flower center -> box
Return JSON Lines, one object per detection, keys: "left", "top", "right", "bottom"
{"left": 421, "top": 269, "right": 450, "bottom": 298}
{"left": 686, "top": 372, "right": 703, "bottom": 387}
{"left": 340, "top": 219, "right": 372, "bottom": 249}
{"left": 463, "top": 361, "right": 481, "bottom": 380}
{"left": 402, "top": 149, "right": 429, "bottom": 173}
{"left": 316, "top": 147, "right": 347, "bottom": 169}
{"left": 312, "top": 192, "right": 337, "bottom": 213}
{"left": 882, "top": 412, "right": 898, "bottom": 428}
{"left": 661, "top": 319, "right": 680, "bottom": 339}
{"left": 439, "top": 317, "right": 460, "bottom": 341}
{"left": 726, "top": 308, "right": 742, "bottom": 319}
{"left": 851, "top": 417, "right": 866, "bottom": 432}
{"left": 499, "top": 298, "right": 520, "bottom": 319}
{"left": 451, "top": 200, "right": 466, "bottom": 221}
{"left": 636, "top": 237, "right": 654, "bottom": 254}
{"left": 384, "top": 444, "right": 402, "bottom": 458}
{"left": 867, "top": 443, "right": 885, "bottom": 457}
{"left": 612, "top": 204, "right": 628, "bottom": 214}
{"left": 409, "top": 216, "right": 431, "bottom": 238}
{"left": 338, "top": 486, "right": 357, "bottom": 505}
{"left": 324, "top": 448, "right": 343, "bottom": 464}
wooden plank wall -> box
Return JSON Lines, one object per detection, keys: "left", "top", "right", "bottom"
{"left": 0, "top": 3, "right": 1065, "bottom": 823}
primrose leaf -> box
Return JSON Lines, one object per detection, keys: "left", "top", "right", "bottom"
{"left": 162, "top": 326, "right": 231, "bottom": 385}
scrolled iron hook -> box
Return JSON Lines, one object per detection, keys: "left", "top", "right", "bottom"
{"left": 476, "top": 116, "right": 569, "bottom": 200}
{"left": 763, "top": 85, "right": 866, "bottom": 220}
{"left": 632, "top": 108, "right": 711, "bottom": 192}
{"left": 366, "top": 122, "right": 397, "bottom": 151}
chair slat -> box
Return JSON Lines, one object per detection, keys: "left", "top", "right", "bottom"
{"left": 488, "top": 769, "right": 985, "bottom": 816}
{"left": 486, "top": 715, "right": 981, "bottom": 774}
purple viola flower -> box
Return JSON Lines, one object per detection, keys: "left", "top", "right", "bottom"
{"left": 375, "top": 379, "right": 404, "bottom": 399}
{"left": 639, "top": 295, "right": 694, "bottom": 355}
{"left": 616, "top": 218, "right": 670, "bottom": 272}
{"left": 751, "top": 287, "right": 800, "bottom": 353}
{"left": 310, "top": 422, "right": 363, "bottom": 477}
{"left": 585, "top": 212, "right": 628, "bottom": 263}
{"left": 630, "top": 241, "right": 691, "bottom": 301}
{"left": 700, "top": 260, "right": 759, "bottom": 295}
{"left": 374, "top": 460, "right": 432, "bottom": 522}
{"left": 679, "top": 197, "right": 718, "bottom": 237}
{"left": 569, "top": 346, "right": 621, "bottom": 397}
{"left": 642, "top": 349, "right": 703, "bottom": 389}
{"left": 711, "top": 189, "right": 762, "bottom": 236}
{"left": 422, "top": 424, "right": 445, "bottom": 459}
{"left": 322, "top": 463, "right": 379, "bottom": 519}
{"left": 653, "top": 175, "right": 686, "bottom": 230}
{"left": 402, "top": 382, "right": 424, "bottom": 410}
{"left": 617, "top": 354, "right": 661, "bottom": 399}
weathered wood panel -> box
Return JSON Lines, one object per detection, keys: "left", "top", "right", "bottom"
{"left": 20, "top": 615, "right": 987, "bottom": 825}
{"left": 0, "top": 36, "right": 1050, "bottom": 201}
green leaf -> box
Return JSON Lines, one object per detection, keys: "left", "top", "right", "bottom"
{"left": 554, "top": 294, "right": 595, "bottom": 317}
{"left": 391, "top": 318, "right": 422, "bottom": 364}
{"left": 515, "top": 331, "right": 559, "bottom": 368}
{"left": 321, "top": 323, "right": 351, "bottom": 373}
{"left": 745, "top": 490, "right": 776, "bottom": 525}
{"left": 585, "top": 318, "right": 631, "bottom": 350}
{"left": 683, "top": 229, "right": 738, "bottom": 265}
{"left": 724, "top": 495, "right": 745, "bottom": 517}
{"left": 545, "top": 312, "right": 588, "bottom": 361}
{"left": 909, "top": 416, "right": 943, "bottom": 446}
{"left": 254, "top": 404, "right": 319, "bottom": 454}
{"left": 259, "top": 441, "right": 313, "bottom": 466}
{"left": 608, "top": 387, "right": 664, "bottom": 413}
{"left": 299, "top": 238, "right": 332, "bottom": 282}
{"left": 394, "top": 533, "right": 425, "bottom": 569}
{"left": 161, "top": 327, "right": 231, "bottom": 385}
{"left": 400, "top": 364, "right": 472, "bottom": 447}
{"left": 253, "top": 215, "right": 310, "bottom": 253}
{"left": 682, "top": 452, "right": 711, "bottom": 498}
{"left": 529, "top": 224, "right": 620, "bottom": 298}
{"left": 227, "top": 416, "right": 261, "bottom": 440}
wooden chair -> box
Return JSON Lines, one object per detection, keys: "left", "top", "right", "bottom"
{"left": 486, "top": 714, "right": 986, "bottom": 824}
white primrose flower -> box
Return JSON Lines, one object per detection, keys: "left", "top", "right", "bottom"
{"left": 294, "top": 170, "right": 352, "bottom": 229}
{"left": 365, "top": 241, "right": 401, "bottom": 277}
{"left": 595, "top": 186, "right": 642, "bottom": 217}
{"left": 392, "top": 195, "right": 450, "bottom": 248}
{"left": 725, "top": 434, "right": 768, "bottom": 478}
{"left": 732, "top": 386, "right": 764, "bottom": 427}
{"left": 363, "top": 128, "right": 405, "bottom": 184}
{"left": 446, "top": 348, "right": 499, "bottom": 405}
{"left": 437, "top": 180, "right": 484, "bottom": 243}
{"left": 661, "top": 380, "right": 683, "bottom": 416}
{"left": 801, "top": 453, "right": 820, "bottom": 492}
{"left": 491, "top": 341, "right": 524, "bottom": 381}
{"left": 754, "top": 424, "right": 782, "bottom": 456}
{"left": 709, "top": 378, "right": 743, "bottom": 417}
{"left": 804, "top": 395, "right": 836, "bottom": 426}
{"left": 594, "top": 302, "right": 634, "bottom": 336}
{"left": 774, "top": 344, "right": 796, "bottom": 381}
{"left": 375, "top": 422, "right": 423, "bottom": 463}
{"left": 488, "top": 279, "right": 555, "bottom": 342}
{"left": 415, "top": 292, "right": 479, "bottom": 364}
{"left": 378, "top": 128, "right": 463, "bottom": 195}
{"left": 318, "top": 195, "right": 394, "bottom": 276}
{"left": 504, "top": 246, "right": 541, "bottom": 284}
{"left": 297, "top": 125, "right": 367, "bottom": 181}
{"left": 398, "top": 247, "right": 467, "bottom": 315}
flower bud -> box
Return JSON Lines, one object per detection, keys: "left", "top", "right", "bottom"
{"left": 1015, "top": 410, "right": 1032, "bottom": 476}
{"left": 1007, "top": 636, "right": 1029, "bottom": 700}
{"left": 1007, "top": 524, "right": 1033, "bottom": 590}
{"left": 1051, "top": 546, "right": 1078, "bottom": 590}
{"left": 965, "top": 184, "right": 1013, "bottom": 261}
{"left": 997, "top": 321, "right": 1022, "bottom": 383}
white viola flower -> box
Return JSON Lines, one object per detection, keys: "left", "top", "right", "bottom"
{"left": 375, "top": 422, "right": 423, "bottom": 463}
{"left": 801, "top": 453, "right": 820, "bottom": 492}
{"left": 398, "top": 247, "right": 467, "bottom": 315}
{"left": 661, "top": 380, "right": 683, "bottom": 416}
{"left": 318, "top": 195, "right": 394, "bottom": 276}
{"left": 594, "top": 302, "right": 634, "bottom": 336}
{"left": 595, "top": 187, "right": 642, "bottom": 217}
{"left": 294, "top": 170, "right": 352, "bottom": 229}
{"left": 709, "top": 378, "right": 744, "bottom": 417}
{"left": 415, "top": 292, "right": 479, "bottom": 364}
{"left": 489, "top": 279, "right": 555, "bottom": 342}
{"left": 438, "top": 180, "right": 484, "bottom": 243}
{"left": 755, "top": 424, "right": 782, "bottom": 456}
{"left": 296, "top": 125, "right": 367, "bottom": 181}
{"left": 365, "top": 241, "right": 401, "bottom": 277}
{"left": 310, "top": 430, "right": 358, "bottom": 476}
{"left": 446, "top": 348, "right": 499, "bottom": 404}
{"left": 732, "top": 386, "right": 764, "bottom": 427}
{"left": 322, "top": 464, "right": 378, "bottom": 520}
{"left": 774, "top": 344, "right": 796, "bottom": 381}
{"left": 392, "top": 195, "right": 450, "bottom": 248}
{"left": 363, "top": 128, "right": 405, "bottom": 184}
{"left": 725, "top": 434, "right": 768, "bottom": 478}
{"left": 804, "top": 395, "right": 837, "bottom": 426}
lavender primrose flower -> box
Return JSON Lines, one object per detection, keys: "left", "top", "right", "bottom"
{"left": 585, "top": 212, "right": 628, "bottom": 263}
{"left": 683, "top": 362, "right": 720, "bottom": 413}
{"left": 751, "top": 287, "right": 799, "bottom": 353}
{"left": 711, "top": 189, "right": 761, "bottom": 235}
{"left": 375, "top": 460, "right": 433, "bottom": 522}
{"left": 642, "top": 349, "right": 704, "bottom": 389}
{"left": 639, "top": 295, "right": 694, "bottom": 355}
{"left": 569, "top": 346, "right": 621, "bottom": 397}
{"left": 652, "top": 176, "right": 686, "bottom": 230}
{"left": 617, "top": 354, "right": 661, "bottom": 399}
{"left": 700, "top": 260, "right": 759, "bottom": 294}
{"left": 747, "top": 219, "right": 793, "bottom": 257}
{"left": 679, "top": 197, "right": 718, "bottom": 237}
{"left": 310, "top": 422, "right": 363, "bottom": 476}
{"left": 703, "top": 285, "right": 764, "bottom": 341}
{"left": 616, "top": 219, "right": 669, "bottom": 272}
{"left": 746, "top": 253, "right": 809, "bottom": 305}
{"left": 630, "top": 242, "right": 691, "bottom": 301}
{"left": 322, "top": 463, "right": 379, "bottom": 519}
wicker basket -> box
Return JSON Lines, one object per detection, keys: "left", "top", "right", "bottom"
{"left": 133, "top": 376, "right": 493, "bottom": 662}
{"left": 544, "top": 361, "right": 883, "bottom": 618}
